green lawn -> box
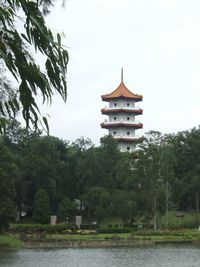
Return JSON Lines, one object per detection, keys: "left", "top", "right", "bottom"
{"left": 100, "top": 211, "right": 199, "bottom": 229}
{"left": 160, "top": 211, "right": 198, "bottom": 227}
{"left": 0, "top": 234, "right": 24, "bottom": 248}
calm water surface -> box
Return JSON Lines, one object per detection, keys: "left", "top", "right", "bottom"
{"left": 1, "top": 245, "right": 200, "bottom": 267}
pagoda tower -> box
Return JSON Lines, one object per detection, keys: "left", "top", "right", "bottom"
{"left": 101, "top": 69, "right": 143, "bottom": 152}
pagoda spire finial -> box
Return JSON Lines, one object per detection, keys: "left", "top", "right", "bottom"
{"left": 121, "top": 67, "right": 123, "bottom": 83}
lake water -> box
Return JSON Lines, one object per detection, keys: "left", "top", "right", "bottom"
{"left": 1, "top": 245, "right": 200, "bottom": 267}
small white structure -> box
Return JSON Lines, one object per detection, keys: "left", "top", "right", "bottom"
{"left": 50, "top": 215, "right": 57, "bottom": 225}
{"left": 101, "top": 68, "right": 143, "bottom": 152}
{"left": 75, "top": 215, "right": 82, "bottom": 229}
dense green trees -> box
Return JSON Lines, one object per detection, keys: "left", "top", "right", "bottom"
{"left": 1, "top": 120, "right": 200, "bottom": 229}
{"left": 135, "top": 131, "right": 175, "bottom": 229}
{"left": 0, "top": 140, "right": 20, "bottom": 230}
{"left": 33, "top": 189, "right": 50, "bottom": 224}
{"left": 171, "top": 127, "right": 200, "bottom": 222}
{"left": 58, "top": 197, "right": 77, "bottom": 222}
{"left": 83, "top": 187, "right": 111, "bottom": 223}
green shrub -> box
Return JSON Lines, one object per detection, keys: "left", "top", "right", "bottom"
{"left": 132, "top": 229, "right": 199, "bottom": 237}
{"left": 80, "top": 224, "right": 98, "bottom": 230}
{"left": 97, "top": 227, "right": 130, "bottom": 234}
{"left": 62, "top": 229, "right": 73, "bottom": 234}
{"left": 10, "top": 223, "right": 74, "bottom": 234}
{"left": 110, "top": 234, "right": 122, "bottom": 240}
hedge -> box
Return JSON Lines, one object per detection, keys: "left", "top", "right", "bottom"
{"left": 132, "top": 229, "right": 200, "bottom": 237}
{"left": 10, "top": 223, "right": 76, "bottom": 234}
{"left": 96, "top": 227, "right": 130, "bottom": 234}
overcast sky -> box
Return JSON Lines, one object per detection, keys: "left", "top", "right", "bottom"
{"left": 39, "top": 0, "right": 200, "bottom": 145}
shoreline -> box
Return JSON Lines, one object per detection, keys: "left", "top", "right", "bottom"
{"left": 23, "top": 239, "right": 200, "bottom": 249}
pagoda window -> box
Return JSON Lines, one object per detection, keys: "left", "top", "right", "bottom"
{"left": 113, "top": 131, "right": 116, "bottom": 135}
{"left": 127, "top": 117, "right": 130, "bottom": 121}
{"left": 127, "top": 131, "right": 130, "bottom": 135}
{"left": 113, "top": 117, "right": 117, "bottom": 121}
{"left": 114, "top": 103, "right": 117, "bottom": 107}
{"left": 127, "top": 103, "right": 130, "bottom": 107}
{"left": 127, "top": 146, "right": 130, "bottom": 151}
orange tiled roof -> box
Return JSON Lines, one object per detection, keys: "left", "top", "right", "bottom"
{"left": 101, "top": 81, "right": 143, "bottom": 101}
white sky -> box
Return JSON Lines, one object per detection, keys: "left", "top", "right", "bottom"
{"left": 39, "top": 0, "right": 200, "bottom": 145}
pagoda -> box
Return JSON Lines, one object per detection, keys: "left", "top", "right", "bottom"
{"left": 101, "top": 68, "right": 143, "bottom": 152}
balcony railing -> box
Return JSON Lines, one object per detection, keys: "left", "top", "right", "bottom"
{"left": 112, "top": 135, "right": 143, "bottom": 143}
{"left": 107, "top": 105, "right": 141, "bottom": 110}
{"left": 114, "top": 135, "right": 140, "bottom": 139}
{"left": 101, "top": 120, "right": 143, "bottom": 129}
{"left": 101, "top": 106, "right": 143, "bottom": 115}
{"left": 103, "top": 119, "right": 141, "bottom": 124}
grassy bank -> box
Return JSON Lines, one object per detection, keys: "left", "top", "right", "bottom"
{"left": 20, "top": 230, "right": 200, "bottom": 248}
{"left": 15, "top": 229, "right": 200, "bottom": 243}
{"left": 0, "top": 234, "right": 24, "bottom": 249}
{"left": 2, "top": 225, "right": 200, "bottom": 249}
{"left": 44, "top": 229, "right": 200, "bottom": 242}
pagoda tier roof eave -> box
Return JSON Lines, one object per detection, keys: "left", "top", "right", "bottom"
{"left": 101, "top": 82, "right": 143, "bottom": 102}
{"left": 101, "top": 122, "right": 143, "bottom": 129}
{"left": 101, "top": 96, "right": 142, "bottom": 102}
{"left": 101, "top": 108, "right": 143, "bottom": 115}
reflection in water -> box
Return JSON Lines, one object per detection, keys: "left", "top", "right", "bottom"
{"left": 0, "top": 245, "right": 200, "bottom": 267}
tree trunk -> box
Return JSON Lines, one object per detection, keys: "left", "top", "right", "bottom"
{"left": 165, "top": 181, "right": 169, "bottom": 228}
{"left": 153, "top": 198, "right": 157, "bottom": 231}
{"left": 195, "top": 190, "right": 199, "bottom": 224}
{"left": 17, "top": 202, "right": 22, "bottom": 222}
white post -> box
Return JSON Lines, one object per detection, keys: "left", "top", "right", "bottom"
{"left": 50, "top": 215, "right": 57, "bottom": 225}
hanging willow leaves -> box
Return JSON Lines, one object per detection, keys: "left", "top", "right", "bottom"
{"left": 0, "top": 0, "right": 69, "bottom": 132}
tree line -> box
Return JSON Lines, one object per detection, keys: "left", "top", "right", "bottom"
{"left": 1, "top": 120, "right": 200, "bottom": 230}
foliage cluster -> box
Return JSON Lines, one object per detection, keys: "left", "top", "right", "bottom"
{"left": 0, "top": 0, "right": 68, "bottom": 132}
{"left": 10, "top": 224, "right": 129, "bottom": 235}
